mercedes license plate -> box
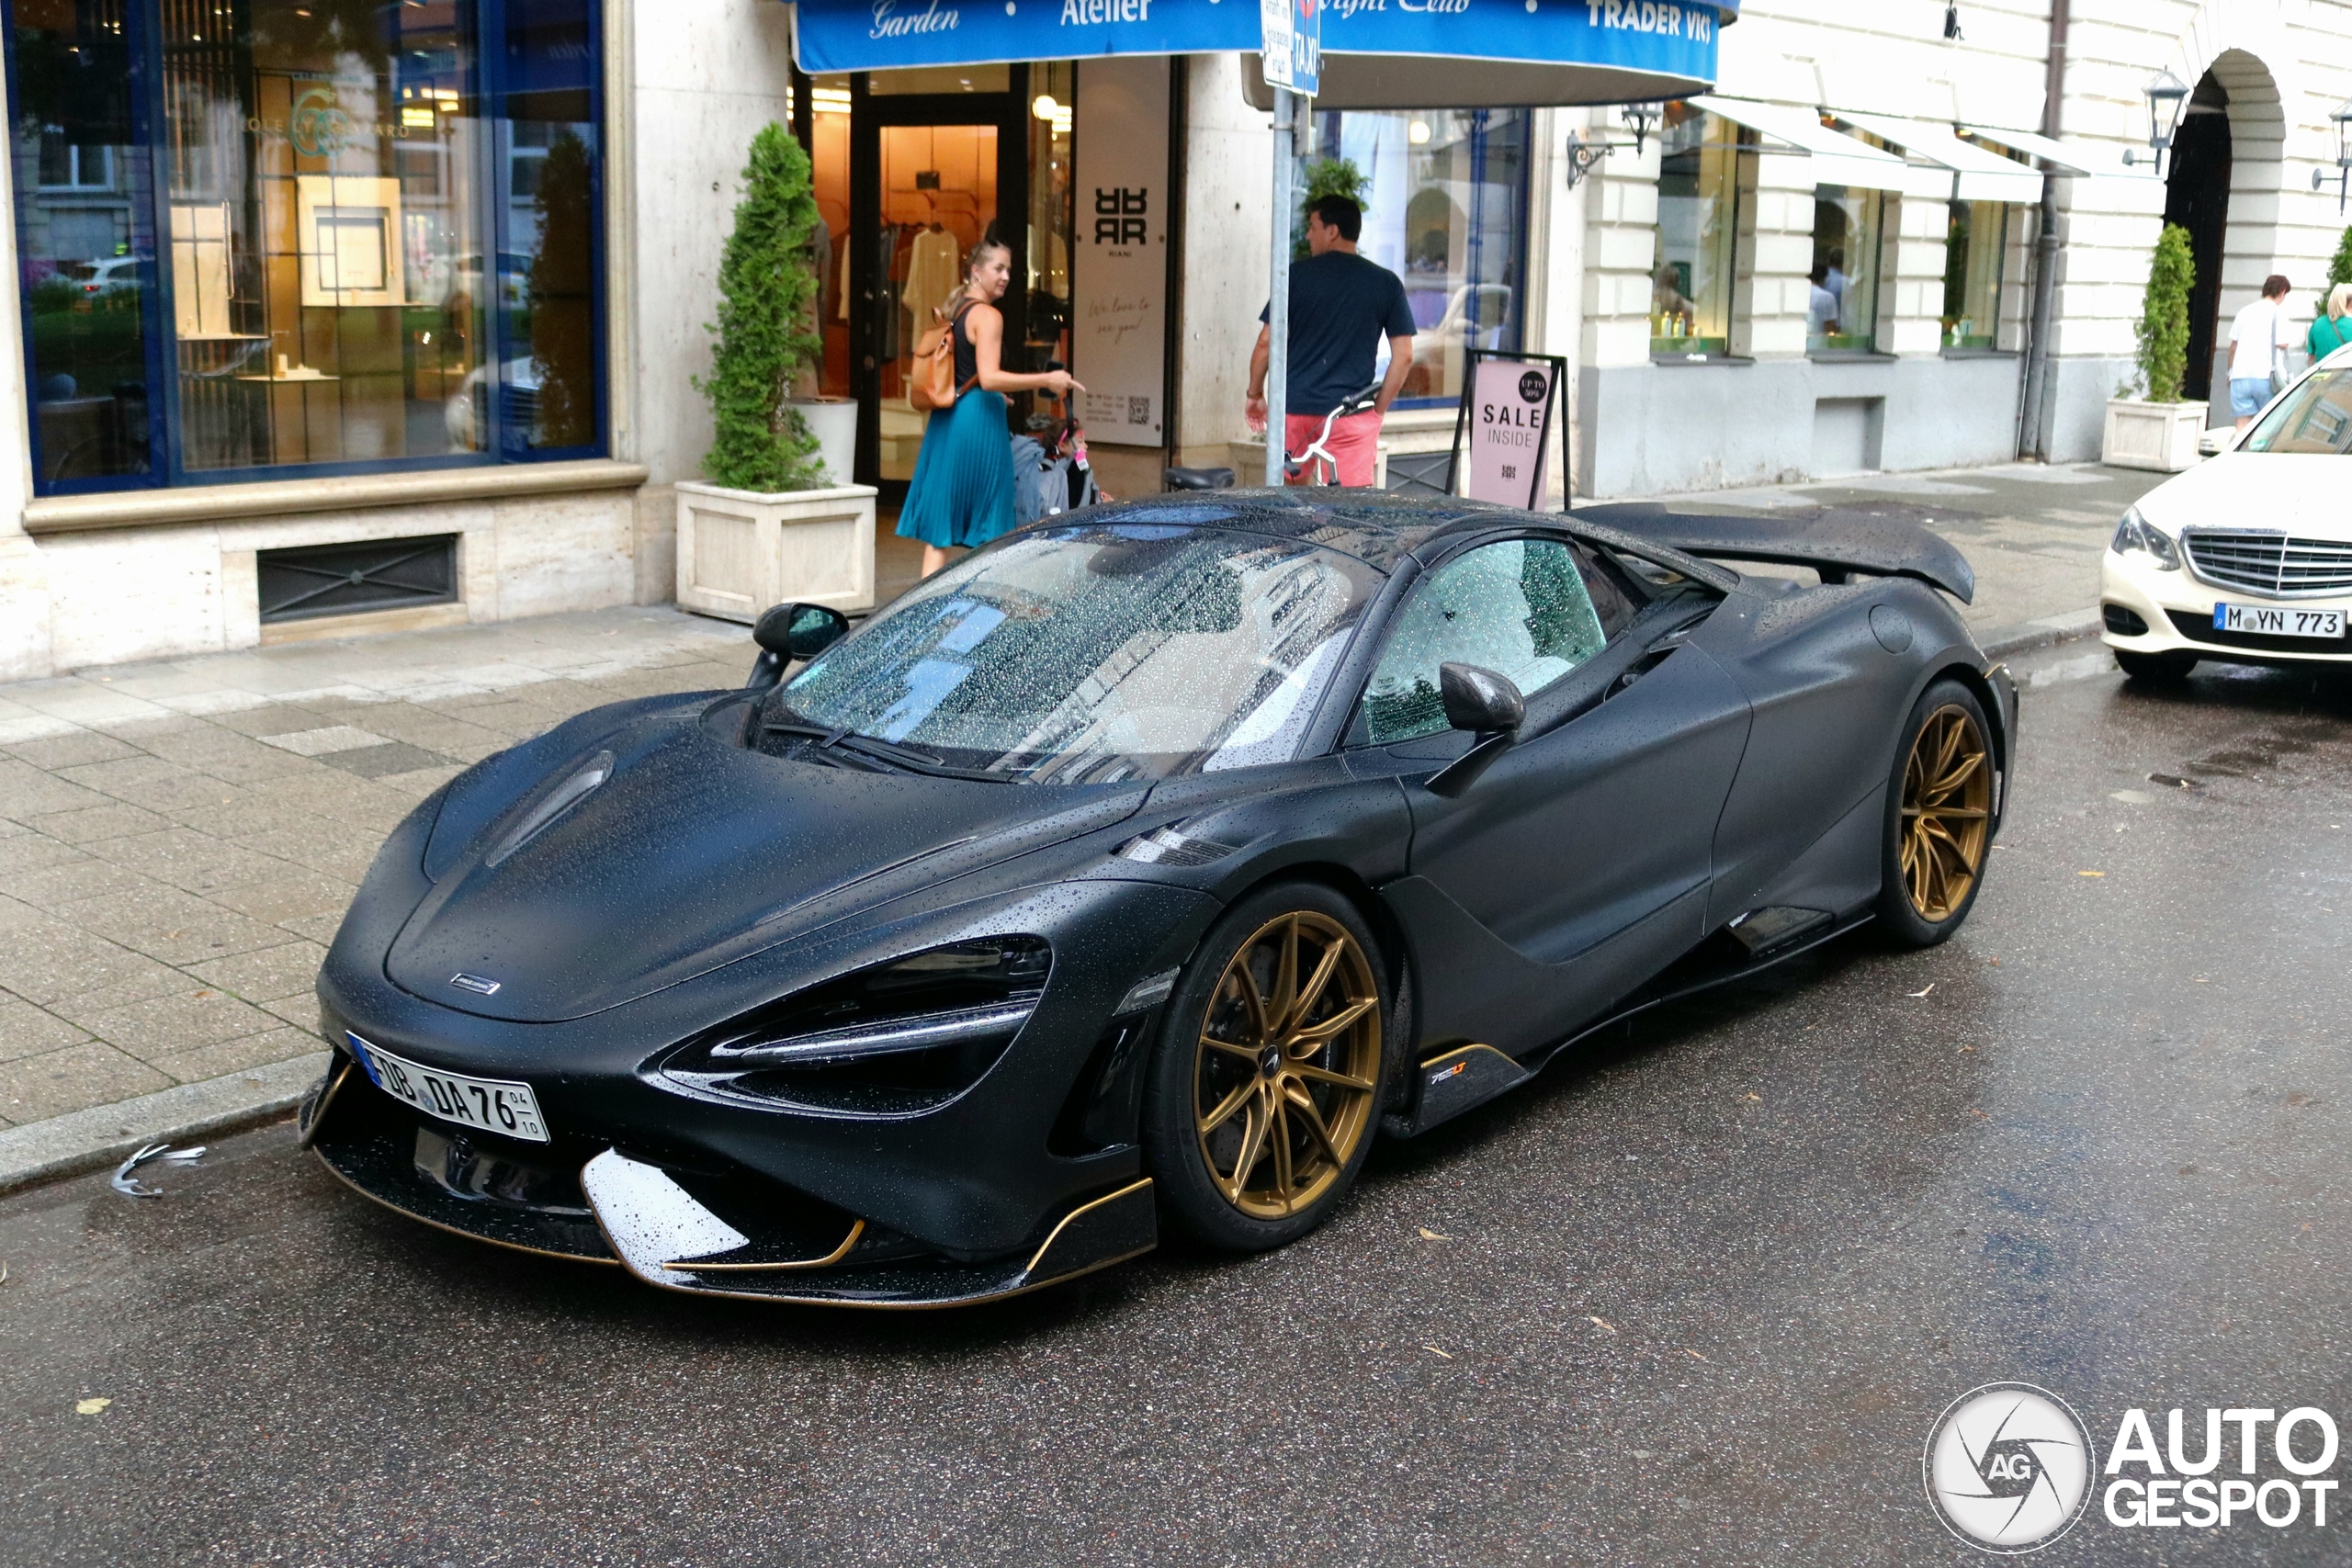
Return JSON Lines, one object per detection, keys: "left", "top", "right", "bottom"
{"left": 2213, "top": 603, "right": 2346, "bottom": 639}
{"left": 348, "top": 1032, "right": 548, "bottom": 1143}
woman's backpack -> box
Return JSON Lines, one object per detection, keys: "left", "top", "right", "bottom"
{"left": 910, "top": 305, "right": 977, "bottom": 413}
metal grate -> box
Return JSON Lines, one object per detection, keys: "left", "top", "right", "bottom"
{"left": 258, "top": 535, "right": 459, "bottom": 624}
{"left": 2180, "top": 528, "right": 2352, "bottom": 599}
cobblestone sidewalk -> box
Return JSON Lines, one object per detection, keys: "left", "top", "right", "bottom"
{"left": 0, "top": 461, "right": 2163, "bottom": 1179}
{"left": 0, "top": 606, "right": 751, "bottom": 1144}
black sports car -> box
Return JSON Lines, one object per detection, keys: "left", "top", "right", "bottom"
{"left": 305, "top": 491, "right": 2015, "bottom": 1307}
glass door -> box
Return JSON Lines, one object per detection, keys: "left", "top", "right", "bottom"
{"left": 851, "top": 73, "right": 1027, "bottom": 491}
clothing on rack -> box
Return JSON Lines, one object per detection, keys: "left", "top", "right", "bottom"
{"left": 901, "top": 226, "right": 961, "bottom": 335}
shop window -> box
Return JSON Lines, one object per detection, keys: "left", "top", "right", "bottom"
{"left": 1305, "top": 107, "right": 1528, "bottom": 406}
{"left": 1650, "top": 103, "right": 1747, "bottom": 358}
{"left": 1941, "top": 199, "right": 2007, "bottom": 351}
{"left": 10, "top": 0, "right": 605, "bottom": 496}
{"left": 1026, "top": 62, "right": 1073, "bottom": 378}
{"left": 1807, "top": 186, "right": 1885, "bottom": 355}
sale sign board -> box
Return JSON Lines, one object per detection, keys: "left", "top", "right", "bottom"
{"left": 1463, "top": 356, "right": 1558, "bottom": 509}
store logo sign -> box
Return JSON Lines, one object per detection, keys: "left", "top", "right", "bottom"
{"left": 868, "top": 0, "right": 960, "bottom": 39}
{"left": 289, "top": 86, "right": 352, "bottom": 158}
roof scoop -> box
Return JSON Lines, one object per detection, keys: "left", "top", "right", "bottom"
{"left": 487, "top": 750, "right": 614, "bottom": 868}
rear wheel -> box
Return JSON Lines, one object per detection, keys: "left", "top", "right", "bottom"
{"left": 1875, "top": 680, "right": 1995, "bottom": 949}
{"left": 1140, "top": 884, "right": 1391, "bottom": 1252}
{"left": 2115, "top": 649, "right": 2198, "bottom": 682}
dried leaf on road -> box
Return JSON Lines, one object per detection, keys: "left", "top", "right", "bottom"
{"left": 1421, "top": 1344, "right": 1453, "bottom": 1359}
{"left": 1588, "top": 1315, "right": 1618, "bottom": 1334}
{"left": 75, "top": 1398, "right": 110, "bottom": 1415}
{"left": 1683, "top": 1348, "right": 1711, "bottom": 1362}
{"left": 2077, "top": 870, "right": 2106, "bottom": 878}
{"left": 1416, "top": 1227, "right": 1451, "bottom": 1241}
{"left": 1908, "top": 984, "right": 1936, "bottom": 998}
{"left": 1743, "top": 1093, "right": 1762, "bottom": 1102}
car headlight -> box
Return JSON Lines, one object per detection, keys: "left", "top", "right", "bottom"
{"left": 657, "top": 938, "right": 1050, "bottom": 1114}
{"left": 2109, "top": 506, "right": 2181, "bottom": 570}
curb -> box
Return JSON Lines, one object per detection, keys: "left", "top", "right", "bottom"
{"left": 0, "top": 1051, "right": 330, "bottom": 1197}
{"left": 1979, "top": 611, "right": 2101, "bottom": 660}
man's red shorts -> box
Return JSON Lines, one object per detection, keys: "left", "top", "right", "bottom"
{"left": 1283, "top": 409, "right": 1381, "bottom": 487}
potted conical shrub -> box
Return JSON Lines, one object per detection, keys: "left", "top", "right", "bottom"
{"left": 676, "top": 123, "right": 876, "bottom": 623}
{"left": 2102, "top": 223, "right": 2206, "bottom": 471}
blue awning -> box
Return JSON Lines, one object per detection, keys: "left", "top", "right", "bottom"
{"left": 795, "top": 0, "right": 1257, "bottom": 73}
{"left": 794, "top": 0, "right": 1732, "bottom": 106}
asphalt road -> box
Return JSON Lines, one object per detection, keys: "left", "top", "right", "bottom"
{"left": 5, "top": 638, "right": 2350, "bottom": 1567}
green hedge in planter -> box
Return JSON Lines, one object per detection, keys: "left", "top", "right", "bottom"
{"left": 697, "top": 123, "right": 826, "bottom": 492}
{"left": 2133, "top": 223, "right": 2195, "bottom": 404}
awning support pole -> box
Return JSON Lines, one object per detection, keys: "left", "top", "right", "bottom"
{"left": 1266, "top": 85, "right": 1295, "bottom": 486}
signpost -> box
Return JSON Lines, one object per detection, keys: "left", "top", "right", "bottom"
{"left": 1259, "top": 0, "right": 1317, "bottom": 484}
{"left": 1447, "top": 350, "right": 1568, "bottom": 510}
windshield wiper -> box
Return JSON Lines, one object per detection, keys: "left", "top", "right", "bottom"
{"left": 760, "top": 714, "right": 1001, "bottom": 781}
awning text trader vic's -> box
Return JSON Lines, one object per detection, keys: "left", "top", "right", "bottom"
{"left": 793, "top": 0, "right": 1736, "bottom": 81}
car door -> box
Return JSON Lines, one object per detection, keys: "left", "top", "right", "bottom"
{"left": 1348, "top": 536, "right": 1752, "bottom": 1051}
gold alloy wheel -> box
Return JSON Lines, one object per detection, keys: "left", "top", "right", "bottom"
{"left": 1900, "top": 704, "right": 1993, "bottom": 923}
{"left": 1193, "top": 911, "right": 1382, "bottom": 1220}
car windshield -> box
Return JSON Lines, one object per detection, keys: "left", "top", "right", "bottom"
{"left": 777, "top": 523, "right": 1383, "bottom": 782}
{"left": 2244, "top": 370, "right": 2352, "bottom": 452}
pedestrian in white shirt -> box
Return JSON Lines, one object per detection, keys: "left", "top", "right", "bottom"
{"left": 2227, "top": 274, "right": 2297, "bottom": 430}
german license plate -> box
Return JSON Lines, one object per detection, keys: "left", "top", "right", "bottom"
{"left": 2213, "top": 603, "right": 2346, "bottom": 639}
{"left": 348, "top": 1032, "right": 548, "bottom": 1143}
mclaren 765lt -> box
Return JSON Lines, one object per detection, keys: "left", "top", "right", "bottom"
{"left": 305, "top": 491, "right": 2015, "bottom": 1307}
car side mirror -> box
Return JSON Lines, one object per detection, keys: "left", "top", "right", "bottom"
{"left": 1426, "top": 664, "right": 1523, "bottom": 798}
{"left": 746, "top": 602, "right": 850, "bottom": 690}
{"left": 1439, "top": 662, "right": 1524, "bottom": 737}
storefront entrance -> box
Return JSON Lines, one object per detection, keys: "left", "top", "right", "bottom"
{"left": 798, "top": 66, "right": 1073, "bottom": 494}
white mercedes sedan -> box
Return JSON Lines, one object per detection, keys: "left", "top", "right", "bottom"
{"left": 2102, "top": 347, "right": 2352, "bottom": 678}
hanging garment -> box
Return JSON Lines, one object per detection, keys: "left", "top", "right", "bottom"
{"left": 901, "top": 227, "right": 962, "bottom": 333}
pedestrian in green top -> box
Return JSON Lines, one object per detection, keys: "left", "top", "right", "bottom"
{"left": 2308, "top": 283, "right": 2352, "bottom": 361}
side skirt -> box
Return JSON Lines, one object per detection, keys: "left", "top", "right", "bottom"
{"left": 1386, "top": 911, "right": 1874, "bottom": 1137}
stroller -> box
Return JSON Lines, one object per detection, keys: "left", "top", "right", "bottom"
{"left": 1012, "top": 389, "right": 1106, "bottom": 526}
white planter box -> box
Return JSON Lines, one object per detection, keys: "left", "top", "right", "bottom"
{"left": 2102, "top": 399, "right": 2206, "bottom": 472}
{"left": 674, "top": 480, "right": 877, "bottom": 625}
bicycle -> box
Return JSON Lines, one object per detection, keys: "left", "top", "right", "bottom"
{"left": 1282, "top": 383, "right": 1385, "bottom": 486}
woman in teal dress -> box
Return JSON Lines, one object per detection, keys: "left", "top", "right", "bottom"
{"left": 2310, "top": 283, "right": 2352, "bottom": 363}
{"left": 897, "top": 230, "right": 1084, "bottom": 579}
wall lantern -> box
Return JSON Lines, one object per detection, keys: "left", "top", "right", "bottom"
{"left": 2314, "top": 96, "right": 2352, "bottom": 212}
{"left": 1563, "top": 100, "right": 1666, "bottom": 189}
{"left": 2122, "top": 69, "right": 2190, "bottom": 176}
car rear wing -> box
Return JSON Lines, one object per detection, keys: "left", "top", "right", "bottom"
{"left": 1568, "top": 504, "right": 1976, "bottom": 604}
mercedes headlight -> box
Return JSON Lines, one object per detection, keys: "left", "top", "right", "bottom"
{"left": 2109, "top": 507, "right": 2181, "bottom": 570}
{"left": 658, "top": 938, "right": 1050, "bottom": 1114}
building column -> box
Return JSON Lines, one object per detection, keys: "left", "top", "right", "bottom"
{"left": 1171, "top": 53, "right": 1272, "bottom": 473}
{"left": 1882, "top": 194, "right": 1951, "bottom": 356}
{"left": 1740, "top": 154, "right": 1815, "bottom": 362}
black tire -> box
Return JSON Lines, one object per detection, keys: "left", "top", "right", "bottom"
{"left": 1874, "top": 679, "right": 1996, "bottom": 949}
{"left": 1140, "top": 881, "right": 1394, "bottom": 1253}
{"left": 2115, "top": 649, "right": 2198, "bottom": 682}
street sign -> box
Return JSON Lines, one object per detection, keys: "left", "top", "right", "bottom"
{"left": 1261, "top": 0, "right": 1319, "bottom": 97}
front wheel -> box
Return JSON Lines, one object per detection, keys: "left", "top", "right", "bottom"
{"left": 1874, "top": 679, "right": 1996, "bottom": 949}
{"left": 1140, "top": 883, "right": 1392, "bottom": 1253}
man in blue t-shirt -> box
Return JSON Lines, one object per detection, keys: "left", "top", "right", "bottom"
{"left": 1246, "top": 195, "right": 1417, "bottom": 486}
